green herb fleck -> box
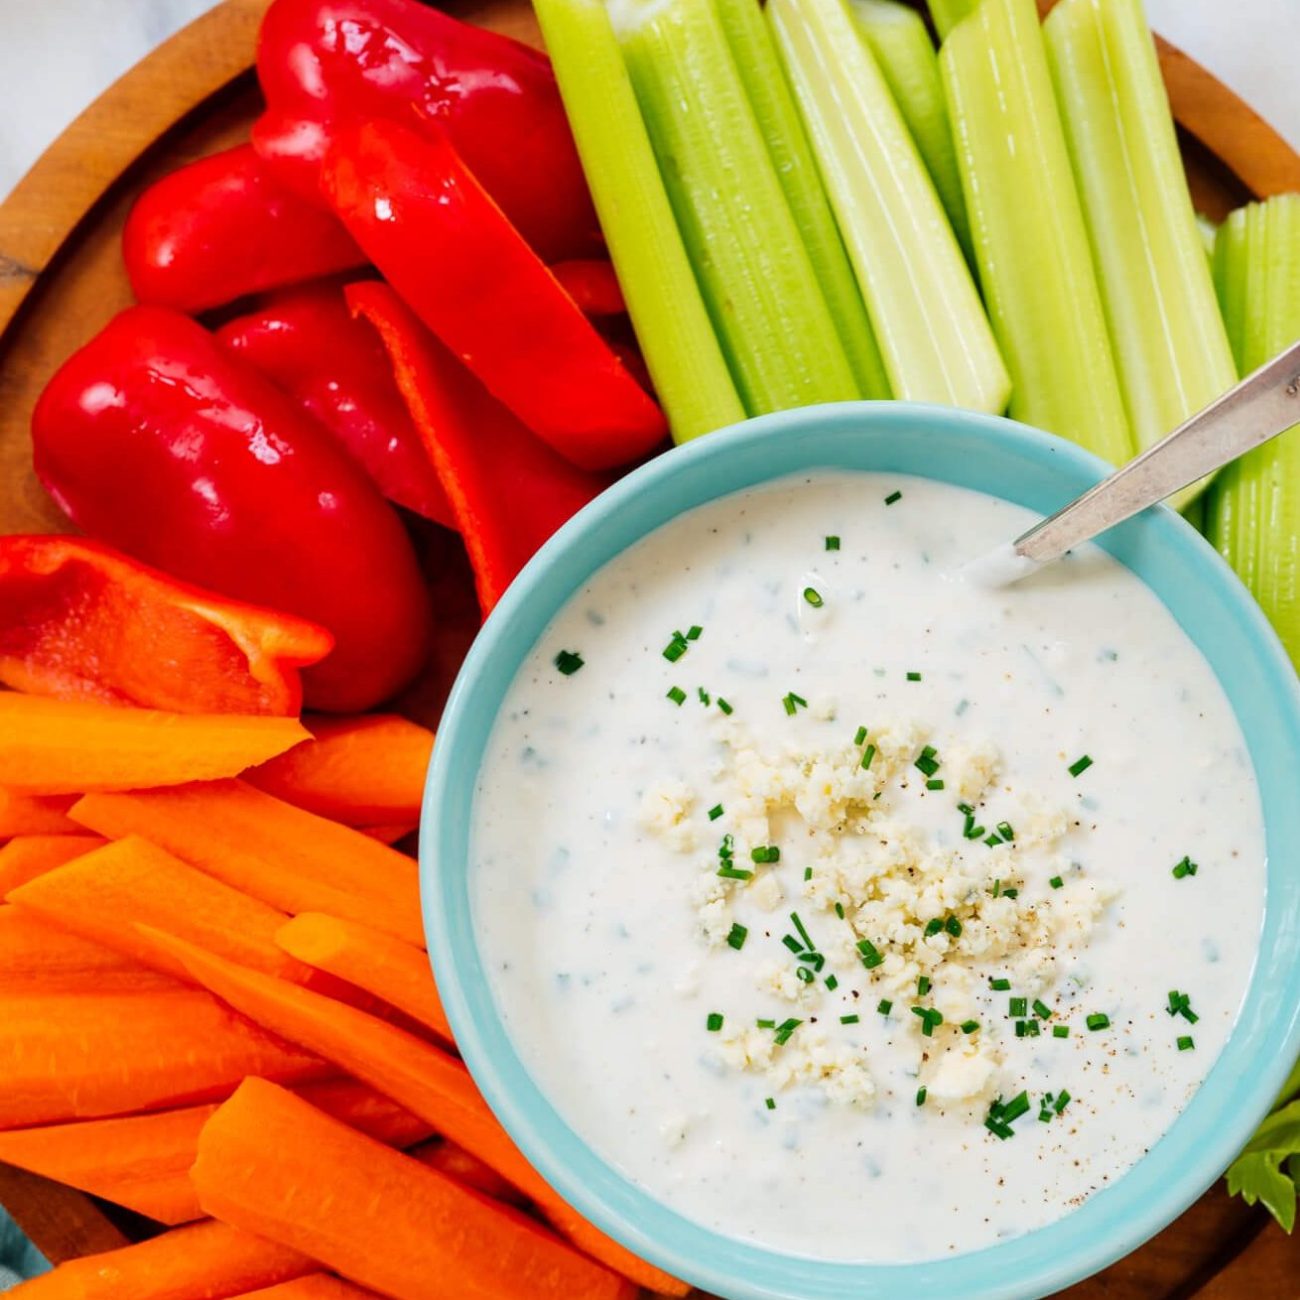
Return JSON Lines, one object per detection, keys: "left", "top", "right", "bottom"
{"left": 1172, "top": 855, "right": 1199, "bottom": 879}
{"left": 708, "top": 804, "right": 724, "bottom": 821}
{"left": 825, "top": 535, "right": 841, "bottom": 551}
{"left": 803, "top": 587, "right": 824, "bottom": 608}
{"left": 885, "top": 490, "right": 903, "bottom": 506}
{"left": 1086, "top": 1012, "right": 1111, "bottom": 1031}
{"left": 717, "top": 697, "right": 734, "bottom": 715}
{"left": 666, "top": 685, "right": 686, "bottom": 705}
{"left": 726, "top": 923, "right": 748, "bottom": 951}
{"left": 706, "top": 1013, "right": 723, "bottom": 1032}
{"left": 877, "top": 999, "right": 892, "bottom": 1015}
{"left": 1068, "top": 754, "right": 1094, "bottom": 777}
{"left": 916, "top": 1086, "right": 928, "bottom": 1106}
{"left": 1177, "top": 1035, "right": 1195, "bottom": 1051}
{"left": 840, "top": 1014, "right": 861, "bottom": 1025}
{"left": 857, "top": 938, "right": 884, "bottom": 970}
{"left": 554, "top": 649, "right": 585, "bottom": 676}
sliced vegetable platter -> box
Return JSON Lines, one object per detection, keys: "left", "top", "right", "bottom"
{"left": 0, "top": 0, "right": 1297, "bottom": 1294}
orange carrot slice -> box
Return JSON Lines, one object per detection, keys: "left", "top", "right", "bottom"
{"left": 276, "top": 913, "right": 450, "bottom": 1043}
{"left": 231, "top": 1280, "right": 381, "bottom": 1299}
{"left": 245, "top": 715, "right": 433, "bottom": 825}
{"left": 0, "top": 834, "right": 105, "bottom": 893}
{"left": 8, "top": 835, "right": 314, "bottom": 985}
{"left": 0, "top": 790, "right": 77, "bottom": 836}
{"left": 72, "top": 781, "right": 421, "bottom": 945}
{"left": 410, "top": 1139, "right": 527, "bottom": 1206}
{"left": 149, "top": 930, "right": 690, "bottom": 1295}
{"left": 0, "top": 905, "right": 174, "bottom": 994}
{"left": 0, "top": 1077, "right": 434, "bottom": 1226}
{"left": 357, "top": 824, "right": 416, "bottom": 845}
{"left": 193, "top": 1078, "right": 635, "bottom": 1300}
{"left": 6, "top": 1219, "right": 313, "bottom": 1299}
{"left": 0, "top": 694, "right": 309, "bottom": 795}
{"left": 0, "top": 986, "right": 324, "bottom": 1128}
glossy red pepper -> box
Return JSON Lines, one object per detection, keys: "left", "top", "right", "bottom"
{"left": 216, "top": 283, "right": 453, "bottom": 526}
{"left": 122, "top": 144, "right": 366, "bottom": 314}
{"left": 0, "top": 536, "right": 333, "bottom": 715}
{"left": 31, "top": 306, "right": 432, "bottom": 713}
{"left": 324, "top": 119, "right": 667, "bottom": 472}
{"left": 550, "top": 260, "right": 627, "bottom": 317}
{"left": 253, "top": 0, "right": 600, "bottom": 262}
{"left": 347, "top": 282, "right": 606, "bottom": 611}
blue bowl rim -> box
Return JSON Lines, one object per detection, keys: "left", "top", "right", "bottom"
{"left": 422, "top": 401, "right": 1300, "bottom": 1300}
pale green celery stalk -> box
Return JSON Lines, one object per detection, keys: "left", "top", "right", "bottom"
{"left": 849, "top": 0, "right": 971, "bottom": 262}
{"left": 1043, "top": 0, "right": 1236, "bottom": 488}
{"left": 1196, "top": 213, "right": 1218, "bottom": 261}
{"left": 713, "top": 0, "right": 890, "bottom": 397}
{"left": 532, "top": 0, "right": 744, "bottom": 441}
{"left": 928, "top": 0, "right": 978, "bottom": 39}
{"left": 940, "top": 0, "right": 1132, "bottom": 463}
{"left": 615, "top": 0, "right": 860, "bottom": 415}
{"left": 1207, "top": 195, "right": 1300, "bottom": 669}
{"left": 768, "top": 0, "right": 1009, "bottom": 412}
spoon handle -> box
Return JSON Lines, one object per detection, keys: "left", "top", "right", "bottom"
{"left": 1015, "top": 338, "right": 1300, "bottom": 564}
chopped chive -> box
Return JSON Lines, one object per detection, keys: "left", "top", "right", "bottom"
{"left": 554, "top": 649, "right": 584, "bottom": 675}
{"left": 861, "top": 743, "right": 877, "bottom": 770}
{"left": 1009, "top": 997, "right": 1028, "bottom": 1017}
{"left": 803, "top": 587, "right": 824, "bottom": 608}
{"left": 782, "top": 691, "right": 808, "bottom": 715}
{"left": 1053, "top": 1025, "right": 1070, "bottom": 1038}
{"left": 663, "top": 640, "right": 686, "bottom": 663}
{"left": 825, "top": 974, "right": 839, "bottom": 991}
{"left": 840, "top": 1013, "right": 861, "bottom": 1025}
{"left": 804, "top": 866, "right": 812, "bottom": 881}
{"left": 917, "top": 975, "right": 931, "bottom": 996}
{"left": 687, "top": 625, "right": 703, "bottom": 640}
{"left": 726, "top": 923, "right": 748, "bottom": 950}
{"left": 717, "top": 866, "right": 754, "bottom": 881}
{"left": 924, "top": 918, "right": 944, "bottom": 938}
{"left": 666, "top": 685, "right": 686, "bottom": 705}
{"left": 717, "top": 697, "right": 734, "bottom": 715}
{"left": 1032, "top": 999, "right": 1053, "bottom": 1021}
{"left": 782, "top": 934, "right": 804, "bottom": 955}
{"left": 1172, "top": 855, "right": 1199, "bottom": 879}
{"left": 965, "top": 822, "right": 987, "bottom": 840}
{"left": 854, "top": 725, "right": 868, "bottom": 745}
{"left": 1001, "top": 1092, "right": 1031, "bottom": 1123}
{"left": 698, "top": 687, "right": 711, "bottom": 705}
{"left": 1002, "top": 888, "right": 1019, "bottom": 899}
{"left": 796, "top": 965, "right": 815, "bottom": 984}
{"left": 877, "top": 999, "right": 892, "bottom": 1015}
{"left": 926, "top": 779, "right": 946, "bottom": 790}
{"left": 996, "top": 821, "right": 1015, "bottom": 841}
{"left": 958, "top": 802, "right": 975, "bottom": 815}
{"left": 825, "top": 535, "right": 841, "bottom": 551}
{"left": 984, "top": 833, "right": 1003, "bottom": 847}
{"left": 1049, "top": 875, "right": 1064, "bottom": 889}
{"left": 945, "top": 916, "right": 962, "bottom": 938}
{"left": 751, "top": 845, "right": 781, "bottom": 864}
{"left": 990, "top": 978, "right": 1012, "bottom": 991}
{"left": 1068, "top": 754, "right": 1094, "bottom": 777}
{"left": 857, "top": 938, "right": 884, "bottom": 970}
{"left": 706, "top": 1012, "right": 724, "bottom": 1032}
{"left": 1015, "top": 1020, "right": 1027, "bottom": 1038}
{"left": 906, "top": 670, "right": 922, "bottom": 681}
{"left": 914, "top": 745, "right": 941, "bottom": 777}
{"left": 757, "top": 1018, "right": 776, "bottom": 1029}
{"left": 1177, "top": 1035, "right": 1195, "bottom": 1051}
{"left": 885, "top": 490, "right": 903, "bottom": 506}
{"left": 916, "top": 1086, "right": 928, "bottom": 1106}
{"left": 765, "top": 1097, "right": 776, "bottom": 1110}
{"left": 774, "top": 1018, "right": 802, "bottom": 1045}
{"left": 961, "top": 1019, "right": 980, "bottom": 1034}
{"left": 708, "top": 804, "right": 724, "bottom": 821}
{"left": 790, "top": 912, "right": 815, "bottom": 951}
{"left": 911, "top": 1006, "right": 943, "bottom": 1036}
{"left": 834, "top": 902, "right": 845, "bottom": 919}
{"left": 1053, "top": 1091, "right": 1071, "bottom": 1114}
{"left": 1086, "top": 1013, "right": 1110, "bottom": 1031}
{"left": 1024, "top": 1018, "right": 1040, "bottom": 1037}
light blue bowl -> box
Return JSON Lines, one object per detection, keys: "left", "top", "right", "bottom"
{"left": 422, "top": 402, "right": 1300, "bottom": 1300}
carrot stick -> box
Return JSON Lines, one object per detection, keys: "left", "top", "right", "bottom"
{"left": 72, "top": 781, "right": 421, "bottom": 945}
{"left": 0, "top": 790, "right": 77, "bottom": 836}
{"left": 410, "top": 1139, "right": 527, "bottom": 1206}
{"left": 0, "top": 904, "right": 174, "bottom": 994}
{"left": 193, "top": 1078, "right": 634, "bottom": 1300}
{"left": 357, "top": 823, "right": 415, "bottom": 845}
{"left": 0, "top": 694, "right": 310, "bottom": 795}
{"left": 0, "top": 986, "right": 324, "bottom": 1128}
{"left": 8, "top": 835, "right": 315, "bottom": 985}
{"left": 0, "top": 1077, "right": 434, "bottom": 1226}
{"left": 231, "top": 1280, "right": 381, "bottom": 1299}
{"left": 245, "top": 715, "right": 433, "bottom": 825}
{"left": 6, "top": 1219, "right": 314, "bottom": 1299}
{"left": 149, "top": 930, "right": 690, "bottom": 1295}
{"left": 275, "top": 913, "right": 450, "bottom": 1043}
{"left": 0, "top": 834, "right": 105, "bottom": 893}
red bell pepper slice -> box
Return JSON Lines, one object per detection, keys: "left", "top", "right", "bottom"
{"left": 324, "top": 120, "right": 667, "bottom": 473}
{"left": 217, "top": 283, "right": 453, "bottom": 526}
{"left": 550, "top": 260, "right": 627, "bottom": 318}
{"left": 122, "top": 144, "right": 366, "bottom": 314}
{"left": 346, "top": 282, "right": 607, "bottom": 612}
{"left": 0, "top": 536, "right": 332, "bottom": 715}
{"left": 253, "top": 0, "right": 600, "bottom": 262}
{"left": 31, "top": 305, "right": 431, "bottom": 713}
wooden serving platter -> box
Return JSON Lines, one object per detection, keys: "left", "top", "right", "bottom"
{"left": 0, "top": 0, "right": 1296, "bottom": 1293}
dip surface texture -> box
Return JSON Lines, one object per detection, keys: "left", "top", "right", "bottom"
{"left": 470, "top": 471, "right": 1264, "bottom": 1262}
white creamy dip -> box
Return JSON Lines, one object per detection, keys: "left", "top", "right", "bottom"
{"left": 470, "top": 471, "right": 1265, "bottom": 1262}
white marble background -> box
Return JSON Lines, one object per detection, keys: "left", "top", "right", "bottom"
{"left": 0, "top": 0, "right": 1298, "bottom": 200}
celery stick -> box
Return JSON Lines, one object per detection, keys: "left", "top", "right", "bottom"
{"left": 849, "top": 0, "right": 971, "bottom": 262}
{"left": 532, "top": 0, "right": 744, "bottom": 442}
{"left": 1044, "top": 0, "right": 1236, "bottom": 472}
{"left": 940, "top": 0, "right": 1132, "bottom": 464}
{"left": 713, "top": 0, "right": 890, "bottom": 397}
{"left": 1207, "top": 196, "right": 1300, "bottom": 667}
{"left": 929, "top": 0, "right": 978, "bottom": 39}
{"left": 614, "top": 0, "right": 860, "bottom": 415}
{"left": 768, "top": 0, "right": 1009, "bottom": 412}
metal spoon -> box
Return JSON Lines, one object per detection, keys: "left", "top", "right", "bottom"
{"left": 982, "top": 338, "right": 1300, "bottom": 585}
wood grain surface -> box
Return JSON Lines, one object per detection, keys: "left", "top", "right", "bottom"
{"left": 0, "top": 0, "right": 1295, "bottom": 1294}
